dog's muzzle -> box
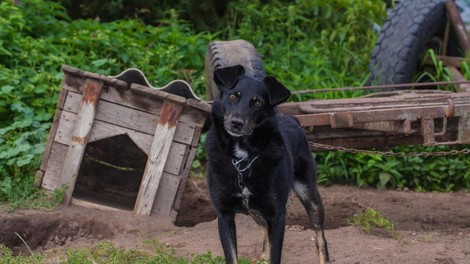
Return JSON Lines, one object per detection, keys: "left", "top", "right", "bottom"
{"left": 224, "top": 116, "right": 253, "bottom": 137}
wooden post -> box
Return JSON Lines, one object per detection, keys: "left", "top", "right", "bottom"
{"left": 59, "top": 79, "right": 103, "bottom": 205}
{"left": 458, "top": 114, "right": 470, "bottom": 143}
{"left": 134, "top": 100, "right": 183, "bottom": 216}
{"left": 446, "top": 1, "right": 470, "bottom": 54}
{"left": 447, "top": 66, "right": 470, "bottom": 92}
{"left": 421, "top": 118, "right": 436, "bottom": 146}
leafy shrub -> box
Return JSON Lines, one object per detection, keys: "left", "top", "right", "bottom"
{"left": 316, "top": 145, "right": 470, "bottom": 191}
{"left": 0, "top": 0, "right": 212, "bottom": 205}
{"left": 56, "top": 0, "right": 231, "bottom": 32}
{"left": 226, "top": 0, "right": 386, "bottom": 98}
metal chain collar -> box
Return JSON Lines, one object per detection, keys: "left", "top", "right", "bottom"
{"left": 309, "top": 141, "right": 470, "bottom": 157}
{"left": 232, "top": 155, "right": 259, "bottom": 189}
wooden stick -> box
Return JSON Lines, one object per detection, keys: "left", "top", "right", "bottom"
{"left": 134, "top": 100, "right": 183, "bottom": 216}
{"left": 446, "top": 1, "right": 470, "bottom": 54}
{"left": 59, "top": 79, "right": 103, "bottom": 205}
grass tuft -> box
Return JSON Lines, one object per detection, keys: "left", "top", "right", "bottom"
{"left": 348, "top": 207, "right": 400, "bottom": 239}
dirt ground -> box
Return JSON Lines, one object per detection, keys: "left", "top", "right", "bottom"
{"left": 1, "top": 178, "right": 470, "bottom": 263}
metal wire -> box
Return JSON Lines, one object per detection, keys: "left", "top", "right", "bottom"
{"left": 309, "top": 141, "right": 470, "bottom": 157}
{"left": 292, "top": 80, "right": 470, "bottom": 95}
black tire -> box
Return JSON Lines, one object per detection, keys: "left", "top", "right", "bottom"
{"left": 368, "top": 0, "right": 463, "bottom": 86}
{"left": 204, "top": 39, "right": 265, "bottom": 100}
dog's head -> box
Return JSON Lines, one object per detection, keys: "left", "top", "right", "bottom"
{"left": 213, "top": 65, "right": 291, "bottom": 137}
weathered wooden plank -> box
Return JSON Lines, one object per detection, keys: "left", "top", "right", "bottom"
{"left": 130, "top": 83, "right": 186, "bottom": 104}
{"left": 63, "top": 72, "right": 86, "bottom": 93}
{"left": 63, "top": 76, "right": 208, "bottom": 127}
{"left": 187, "top": 98, "right": 212, "bottom": 113}
{"left": 61, "top": 65, "right": 84, "bottom": 77}
{"left": 54, "top": 110, "right": 188, "bottom": 175}
{"left": 172, "top": 145, "right": 198, "bottom": 216}
{"left": 165, "top": 143, "right": 188, "bottom": 176}
{"left": 56, "top": 88, "right": 68, "bottom": 110}
{"left": 102, "top": 88, "right": 208, "bottom": 127}
{"left": 71, "top": 198, "right": 129, "bottom": 212}
{"left": 151, "top": 173, "right": 181, "bottom": 216}
{"left": 63, "top": 91, "right": 197, "bottom": 145}
{"left": 294, "top": 102, "right": 470, "bottom": 128}
{"left": 34, "top": 170, "right": 44, "bottom": 188}
{"left": 458, "top": 114, "right": 470, "bottom": 143}
{"left": 279, "top": 92, "right": 470, "bottom": 116}
{"left": 134, "top": 101, "right": 183, "bottom": 216}
{"left": 83, "top": 71, "right": 101, "bottom": 80}
{"left": 59, "top": 79, "right": 103, "bottom": 205}
{"left": 446, "top": 1, "right": 470, "bottom": 54}
{"left": 190, "top": 126, "right": 204, "bottom": 147}
{"left": 39, "top": 109, "right": 63, "bottom": 173}
{"left": 38, "top": 89, "right": 68, "bottom": 176}
{"left": 447, "top": 66, "right": 470, "bottom": 92}
{"left": 55, "top": 110, "right": 151, "bottom": 153}
{"left": 42, "top": 142, "right": 68, "bottom": 191}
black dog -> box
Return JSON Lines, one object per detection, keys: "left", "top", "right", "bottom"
{"left": 205, "top": 65, "right": 329, "bottom": 264}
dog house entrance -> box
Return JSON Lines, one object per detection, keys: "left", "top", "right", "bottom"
{"left": 73, "top": 134, "right": 147, "bottom": 210}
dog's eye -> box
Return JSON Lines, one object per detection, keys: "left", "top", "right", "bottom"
{"left": 229, "top": 93, "right": 239, "bottom": 102}
{"left": 254, "top": 100, "right": 262, "bottom": 108}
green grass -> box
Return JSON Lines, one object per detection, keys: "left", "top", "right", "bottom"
{"left": 0, "top": 240, "right": 269, "bottom": 264}
{"left": 348, "top": 207, "right": 399, "bottom": 239}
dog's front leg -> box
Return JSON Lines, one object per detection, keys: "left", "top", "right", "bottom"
{"left": 269, "top": 210, "right": 287, "bottom": 264}
{"left": 217, "top": 212, "right": 238, "bottom": 264}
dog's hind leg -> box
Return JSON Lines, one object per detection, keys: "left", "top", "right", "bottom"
{"left": 293, "top": 180, "right": 330, "bottom": 264}
{"left": 249, "top": 210, "right": 270, "bottom": 261}
{"left": 217, "top": 212, "right": 238, "bottom": 264}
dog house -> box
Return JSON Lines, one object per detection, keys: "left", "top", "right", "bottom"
{"left": 35, "top": 65, "right": 210, "bottom": 220}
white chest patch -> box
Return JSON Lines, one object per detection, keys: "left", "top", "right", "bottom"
{"left": 234, "top": 143, "right": 249, "bottom": 159}
{"left": 242, "top": 187, "right": 251, "bottom": 198}
{"left": 235, "top": 186, "right": 252, "bottom": 209}
{"left": 241, "top": 187, "right": 252, "bottom": 208}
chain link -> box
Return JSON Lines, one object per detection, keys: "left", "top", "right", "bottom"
{"left": 309, "top": 142, "right": 470, "bottom": 157}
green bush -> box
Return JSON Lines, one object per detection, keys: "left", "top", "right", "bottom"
{"left": 56, "top": 0, "right": 231, "bottom": 32}
{"left": 227, "top": 0, "right": 385, "bottom": 99}
{"left": 316, "top": 146, "right": 470, "bottom": 191}
{"left": 0, "top": 0, "right": 213, "bottom": 206}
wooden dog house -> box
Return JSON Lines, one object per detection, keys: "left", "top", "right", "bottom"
{"left": 35, "top": 65, "right": 210, "bottom": 220}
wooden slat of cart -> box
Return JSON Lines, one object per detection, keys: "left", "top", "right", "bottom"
{"left": 59, "top": 79, "right": 103, "bottom": 205}
{"left": 446, "top": 0, "right": 470, "bottom": 54}
{"left": 447, "top": 66, "right": 470, "bottom": 92}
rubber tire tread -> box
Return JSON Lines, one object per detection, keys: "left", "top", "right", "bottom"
{"left": 204, "top": 40, "right": 265, "bottom": 100}
{"left": 368, "top": 0, "right": 453, "bottom": 85}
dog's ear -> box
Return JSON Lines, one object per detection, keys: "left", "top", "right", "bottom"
{"left": 264, "top": 76, "right": 291, "bottom": 106}
{"left": 213, "top": 65, "right": 245, "bottom": 91}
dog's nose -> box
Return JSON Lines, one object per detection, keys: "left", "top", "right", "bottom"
{"left": 231, "top": 119, "right": 244, "bottom": 129}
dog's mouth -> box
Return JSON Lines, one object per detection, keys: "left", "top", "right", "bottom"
{"left": 225, "top": 127, "right": 250, "bottom": 137}
{"left": 224, "top": 118, "right": 254, "bottom": 137}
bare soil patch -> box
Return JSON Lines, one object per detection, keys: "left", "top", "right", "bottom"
{"left": 1, "top": 178, "right": 470, "bottom": 263}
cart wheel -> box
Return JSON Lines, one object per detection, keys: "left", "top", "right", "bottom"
{"left": 204, "top": 39, "right": 266, "bottom": 100}
{"left": 368, "top": 0, "right": 463, "bottom": 87}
